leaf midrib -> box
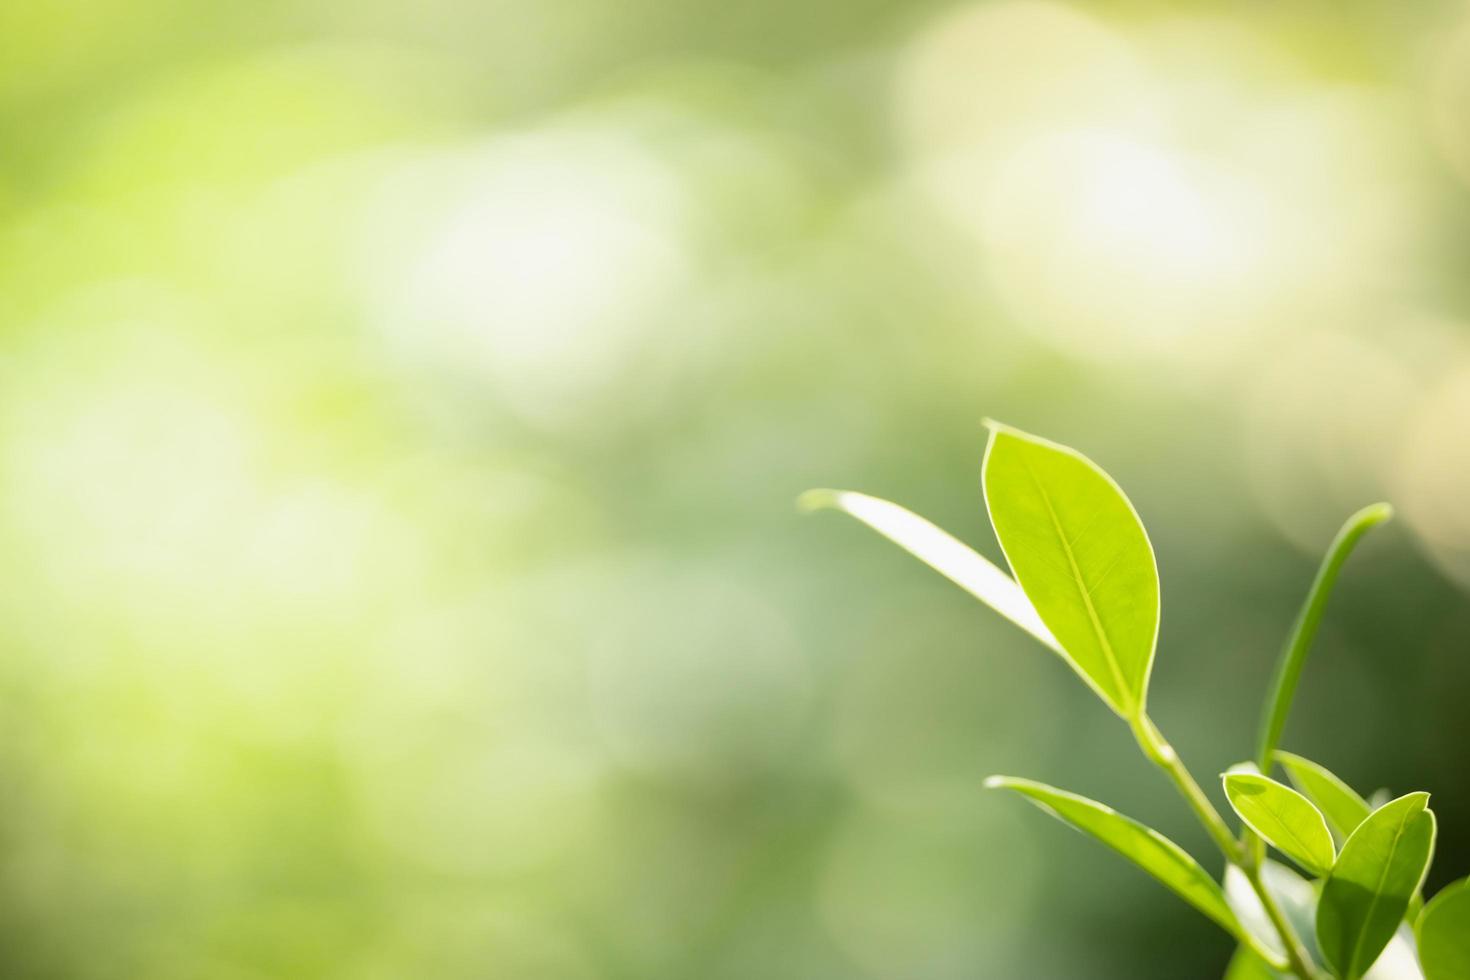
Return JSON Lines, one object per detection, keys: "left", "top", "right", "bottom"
{"left": 1252, "top": 790, "right": 1329, "bottom": 873}
{"left": 1020, "top": 455, "right": 1134, "bottom": 715}
{"left": 1345, "top": 806, "right": 1416, "bottom": 978}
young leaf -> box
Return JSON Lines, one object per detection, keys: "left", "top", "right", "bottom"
{"left": 1317, "top": 792, "right": 1436, "bottom": 980}
{"left": 1223, "top": 771, "right": 1336, "bottom": 877}
{"left": 1256, "top": 504, "right": 1392, "bottom": 769}
{"left": 1416, "top": 878, "right": 1470, "bottom": 980}
{"left": 798, "top": 489, "right": 1060, "bottom": 652}
{"left": 981, "top": 423, "right": 1159, "bottom": 718}
{"left": 985, "top": 776, "right": 1242, "bottom": 939}
{"left": 1275, "top": 750, "right": 1372, "bottom": 845}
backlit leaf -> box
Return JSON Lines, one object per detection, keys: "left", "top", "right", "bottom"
{"left": 1275, "top": 751, "right": 1372, "bottom": 845}
{"left": 1317, "top": 793, "right": 1436, "bottom": 980}
{"left": 981, "top": 423, "right": 1158, "bottom": 718}
{"left": 986, "top": 776, "right": 1241, "bottom": 939}
{"left": 798, "top": 489, "right": 1059, "bottom": 652}
{"left": 1223, "top": 771, "right": 1336, "bottom": 877}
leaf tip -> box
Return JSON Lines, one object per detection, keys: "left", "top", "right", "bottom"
{"left": 1358, "top": 501, "right": 1394, "bottom": 526}
{"left": 980, "top": 417, "right": 1024, "bottom": 440}
{"left": 982, "top": 775, "right": 1010, "bottom": 790}
{"left": 797, "top": 488, "right": 842, "bottom": 513}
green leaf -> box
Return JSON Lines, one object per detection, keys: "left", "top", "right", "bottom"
{"left": 1416, "top": 878, "right": 1470, "bottom": 980}
{"left": 1256, "top": 504, "right": 1392, "bottom": 769}
{"left": 986, "top": 776, "right": 1243, "bottom": 939}
{"left": 1317, "top": 792, "right": 1436, "bottom": 980}
{"left": 1223, "top": 771, "right": 1336, "bottom": 877}
{"left": 981, "top": 423, "right": 1159, "bottom": 718}
{"left": 798, "top": 489, "right": 1059, "bottom": 652}
{"left": 1275, "top": 751, "right": 1372, "bottom": 845}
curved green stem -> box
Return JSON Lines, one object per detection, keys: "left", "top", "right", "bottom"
{"left": 1256, "top": 504, "right": 1392, "bottom": 771}
{"left": 1131, "top": 715, "right": 1242, "bottom": 864}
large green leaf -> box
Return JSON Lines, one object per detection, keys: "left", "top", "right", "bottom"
{"left": 981, "top": 423, "right": 1159, "bottom": 718}
{"left": 1317, "top": 793, "right": 1436, "bottom": 980}
{"left": 1275, "top": 751, "right": 1372, "bottom": 846}
{"left": 985, "top": 776, "right": 1242, "bottom": 939}
{"left": 1255, "top": 504, "right": 1392, "bottom": 770}
{"left": 1416, "top": 878, "right": 1470, "bottom": 980}
{"left": 1223, "top": 771, "right": 1336, "bottom": 877}
{"left": 798, "top": 489, "right": 1060, "bottom": 652}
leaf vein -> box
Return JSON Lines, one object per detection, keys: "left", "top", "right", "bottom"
{"left": 1346, "top": 807, "right": 1414, "bottom": 976}
{"left": 1019, "top": 454, "right": 1134, "bottom": 714}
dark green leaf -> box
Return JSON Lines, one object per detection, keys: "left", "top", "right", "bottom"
{"left": 1317, "top": 793, "right": 1436, "bottom": 980}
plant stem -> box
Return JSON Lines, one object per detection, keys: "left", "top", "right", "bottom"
{"left": 1130, "top": 715, "right": 1242, "bottom": 863}
{"left": 1131, "top": 714, "right": 1322, "bottom": 979}
{"left": 1242, "top": 857, "right": 1324, "bottom": 980}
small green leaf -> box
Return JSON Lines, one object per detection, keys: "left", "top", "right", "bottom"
{"left": 1317, "top": 792, "right": 1436, "bottom": 980}
{"left": 1223, "top": 771, "right": 1336, "bottom": 877}
{"left": 1417, "top": 878, "right": 1470, "bottom": 980}
{"left": 981, "top": 423, "right": 1159, "bottom": 718}
{"left": 1275, "top": 751, "right": 1372, "bottom": 845}
{"left": 986, "top": 776, "right": 1242, "bottom": 939}
{"left": 798, "top": 489, "right": 1059, "bottom": 652}
{"left": 1256, "top": 504, "right": 1392, "bottom": 769}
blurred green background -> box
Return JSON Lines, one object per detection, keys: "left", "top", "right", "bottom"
{"left": 3, "top": 0, "right": 1470, "bottom": 976}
